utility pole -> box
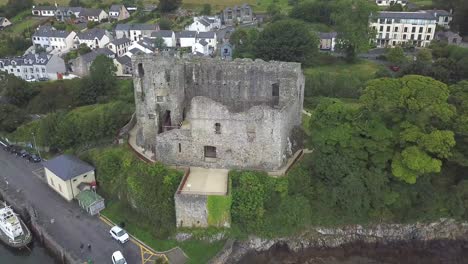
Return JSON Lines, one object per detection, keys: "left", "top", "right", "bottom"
{"left": 31, "top": 132, "right": 41, "bottom": 159}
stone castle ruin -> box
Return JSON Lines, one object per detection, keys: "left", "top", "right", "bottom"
{"left": 132, "top": 55, "right": 305, "bottom": 171}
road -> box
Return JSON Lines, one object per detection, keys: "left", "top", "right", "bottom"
{"left": 0, "top": 148, "right": 142, "bottom": 264}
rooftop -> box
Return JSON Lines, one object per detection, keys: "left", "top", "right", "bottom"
{"left": 179, "top": 167, "right": 228, "bottom": 195}
{"left": 376, "top": 11, "right": 437, "bottom": 20}
{"left": 43, "top": 154, "right": 94, "bottom": 181}
{"left": 76, "top": 190, "right": 104, "bottom": 208}
{"left": 115, "top": 23, "right": 159, "bottom": 31}
{"left": 151, "top": 30, "right": 174, "bottom": 38}
{"left": 77, "top": 28, "right": 107, "bottom": 40}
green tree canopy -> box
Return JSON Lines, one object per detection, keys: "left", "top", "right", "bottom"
{"left": 386, "top": 47, "right": 407, "bottom": 66}
{"left": 158, "top": 0, "right": 182, "bottom": 13}
{"left": 77, "top": 55, "right": 117, "bottom": 105}
{"left": 332, "top": 0, "right": 377, "bottom": 61}
{"left": 254, "top": 19, "right": 318, "bottom": 64}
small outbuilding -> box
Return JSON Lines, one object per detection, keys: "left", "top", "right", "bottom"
{"left": 43, "top": 154, "right": 97, "bottom": 202}
{"left": 76, "top": 190, "right": 105, "bottom": 215}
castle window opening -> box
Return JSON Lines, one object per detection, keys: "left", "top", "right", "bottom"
{"left": 178, "top": 143, "right": 182, "bottom": 153}
{"left": 204, "top": 146, "right": 217, "bottom": 158}
{"left": 138, "top": 63, "right": 144, "bottom": 77}
{"left": 215, "top": 123, "right": 221, "bottom": 134}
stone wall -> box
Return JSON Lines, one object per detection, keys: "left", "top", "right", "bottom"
{"left": 174, "top": 193, "right": 208, "bottom": 228}
{"left": 132, "top": 55, "right": 305, "bottom": 170}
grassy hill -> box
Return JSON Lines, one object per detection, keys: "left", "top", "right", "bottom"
{"left": 0, "top": 0, "right": 289, "bottom": 12}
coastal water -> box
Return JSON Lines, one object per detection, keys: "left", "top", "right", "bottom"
{"left": 238, "top": 240, "right": 468, "bottom": 264}
{"left": 0, "top": 240, "right": 57, "bottom": 264}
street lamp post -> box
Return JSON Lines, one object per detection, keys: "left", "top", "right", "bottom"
{"left": 31, "top": 132, "right": 41, "bottom": 159}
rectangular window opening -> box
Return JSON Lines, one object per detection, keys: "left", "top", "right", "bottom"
{"left": 215, "top": 123, "right": 221, "bottom": 134}
{"left": 204, "top": 146, "right": 217, "bottom": 159}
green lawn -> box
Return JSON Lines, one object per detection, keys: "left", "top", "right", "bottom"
{"left": 101, "top": 200, "right": 225, "bottom": 264}
{"left": 304, "top": 59, "right": 380, "bottom": 80}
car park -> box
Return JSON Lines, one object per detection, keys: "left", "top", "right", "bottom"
{"left": 109, "top": 226, "right": 129, "bottom": 244}
{"left": 111, "top": 251, "right": 127, "bottom": 264}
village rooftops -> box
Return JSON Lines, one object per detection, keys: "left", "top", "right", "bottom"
{"left": 32, "top": 5, "right": 56, "bottom": 11}
{"left": 115, "top": 23, "right": 159, "bottom": 31}
{"left": 151, "top": 30, "right": 174, "bottom": 38}
{"left": 110, "top": 37, "right": 131, "bottom": 46}
{"left": 376, "top": 11, "right": 437, "bottom": 20}
{"left": 33, "top": 25, "right": 71, "bottom": 38}
{"left": 80, "top": 48, "right": 115, "bottom": 64}
{"left": 178, "top": 31, "right": 197, "bottom": 38}
{"left": 109, "top": 5, "right": 123, "bottom": 12}
{"left": 197, "top": 31, "right": 216, "bottom": 39}
{"left": 424, "top": 9, "right": 451, "bottom": 17}
{"left": 79, "top": 8, "right": 104, "bottom": 17}
{"left": 43, "top": 154, "right": 94, "bottom": 181}
{"left": 0, "top": 53, "right": 51, "bottom": 66}
{"left": 319, "top": 32, "right": 338, "bottom": 39}
{"left": 77, "top": 28, "right": 107, "bottom": 40}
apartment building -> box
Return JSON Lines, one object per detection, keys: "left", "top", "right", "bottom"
{"left": 0, "top": 53, "right": 66, "bottom": 81}
{"left": 371, "top": 11, "right": 436, "bottom": 48}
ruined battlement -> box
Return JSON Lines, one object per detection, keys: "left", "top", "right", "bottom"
{"left": 132, "top": 54, "right": 304, "bottom": 170}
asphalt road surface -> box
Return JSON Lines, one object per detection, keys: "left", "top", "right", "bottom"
{"left": 0, "top": 148, "right": 142, "bottom": 264}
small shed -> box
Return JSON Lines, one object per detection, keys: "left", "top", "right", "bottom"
{"left": 76, "top": 190, "right": 105, "bottom": 215}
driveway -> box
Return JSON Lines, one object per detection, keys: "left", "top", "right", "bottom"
{"left": 0, "top": 149, "right": 142, "bottom": 264}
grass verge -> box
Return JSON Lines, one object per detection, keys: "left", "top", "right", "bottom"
{"left": 101, "top": 200, "right": 225, "bottom": 264}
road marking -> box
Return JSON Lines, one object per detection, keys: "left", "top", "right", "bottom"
{"left": 99, "top": 215, "right": 169, "bottom": 264}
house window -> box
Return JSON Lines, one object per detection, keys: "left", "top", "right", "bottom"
{"left": 379, "top": 26, "right": 383, "bottom": 31}
{"left": 215, "top": 123, "right": 221, "bottom": 134}
{"left": 427, "top": 28, "right": 432, "bottom": 33}
{"left": 204, "top": 146, "right": 217, "bottom": 159}
{"left": 404, "top": 27, "right": 408, "bottom": 32}
{"left": 50, "top": 178, "right": 55, "bottom": 186}
{"left": 419, "top": 27, "right": 423, "bottom": 33}
{"left": 412, "top": 27, "right": 416, "bottom": 33}
{"left": 426, "top": 35, "right": 430, "bottom": 40}
{"left": 58, "top": 184, "right": 62, "bottom": 192}
{"left": 387, "top": 26, "right": 390, "bottom": 31}
{"left": 403, "top": 34, "right": 407, "bottom": 40}
{"left": 83, "top": 175, "right": 88, "bottom": 178}
{"left": 73, "top": 179, "right": 77, "bottom": 182}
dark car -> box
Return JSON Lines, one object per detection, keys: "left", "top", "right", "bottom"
{"left": 18, "top": 149, "right": 31, "bottom": 159}
{"left": 28, "top": 154, "right": 41, "bottom": 163}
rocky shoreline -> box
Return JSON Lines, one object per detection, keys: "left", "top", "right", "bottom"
{"left": 209, "top": 219, "right": 468, "bottom": 264}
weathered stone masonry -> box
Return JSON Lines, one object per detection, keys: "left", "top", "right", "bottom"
{"left": 132, "top": 55, "right": 305, "bottom": 170}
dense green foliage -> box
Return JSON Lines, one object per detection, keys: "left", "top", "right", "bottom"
{"left": 84, "top": 146, "right": 183, "bottom": 237}
{"left": 255, "top": 19, "right": 319, "bottom": 64}
{"left": 401, "top": 42, "right": 468, "bottom": 84}
{"left": 0, "top": 0, "right": 33, "bottom": 18}
{"left": 386, "top": 47, "right": 407, "bottom": 66}
{"left": 11, "top": 101, "right": 134, "bottom": 151}
{"left": 230, "top": 75, "right": 468, "bottom": 236}
{"left": 158, "top": 0, "right": 182, "bottom": 12}
{"left": 207, "top": 194, "right": 231, "bottom": 227}
{"left": 290, "top": 0, "right": 332, "bottom": 24}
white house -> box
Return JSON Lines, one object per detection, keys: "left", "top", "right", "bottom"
{"left": 375, "top": 0, "right": 408, "bottom": 6}
{"left": 318, "top": 32, "right": 337, "bottom": 51}
{"left": 115, "top": 23, "right": 160, "bottom": 41}
{"left": 185, "top": 16, "right": 221, "bottom": 32}
{"left": 0, "top": 17, "right": 12, "bottom": 29}
{"left": 125, "top": 38, "right": 155, "bottom": 56}
{"left": 424, "top": 10, "right": 452, "bottom": 29}
{"left": 151, "top": 30, "right": 176, "bottom": 47}
{"left": 107, "top": 37, "right": 132, "bottom": 57}
{"left": 75, "top": 28, "right": 111, "bottom": 49}
{"left": 0, "top": 53, "right": 66, "bottom": 81}
{"left": 178, "top": 31, "right": 197, "bottom": 48}
{"left": 32, "top": 5, "right": 57, "bottom": 17}
{"left": 43, "top": 155, "right": 96, "bottom": 202}
{"left": 371, "top": 11, "right": 437, "bottom": 48}
{"left": 109, "top": 5, "right": 130, "bottom": 21}
{"left": 32, "top": 25, "right": 76, "bottom": 52}
{"left": 78, "top": 8, "right": 108, "bottom": 22}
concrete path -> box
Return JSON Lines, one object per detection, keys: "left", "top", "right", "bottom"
{"left": 0, "top": 149, "right": 142, "bottom": 264}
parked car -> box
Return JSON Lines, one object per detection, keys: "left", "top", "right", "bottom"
{"left": 110, "top": 226, "right": 129, "bottom": 244}
{"left": 111, "top": 251, "right": 127, "bottom": 264}
{"left": 29, "top": 154, "right": 41, "bottom": 163}
{"left": 18, "top": 150, "right": 31, "bottom": 159}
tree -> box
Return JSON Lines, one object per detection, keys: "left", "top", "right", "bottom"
{"left": 386, "top": 46, "right": 406, "bottom": 65}
{"left": 77, "top": 55, "right": 117, "bottom": 105}
{"left": 332, "top": 0, "right": 378, "bottom": 61}
{"left": 154, "top": 37, "right": 167, "bottom": 51}
{"left": 201, "top": 3, "right": 211, "bottom": 15}
{"left": 0, "top": 73, "right": 36, "bottom": 106}
{"left": 361, "top": 75, "right": 456, "bottom": 183}
{"left": 68, "top": 0, "right": 81, "bottom": 7}
{"left": 290, "top": 0, "right": 333, "bottom": 24}
{"left": 158, "top": 18, "right": 172, "bottom": 30}
{"left": 158, "top": 0, "right": 182, "bottom": 13}
{"left": 230, "top": 28, "right": 259, "bottom": 59}
{"left": 416, "top": 48, "right": 433, "bottom": 64}
{"left": 255, "top": 19, "right": 319, "bottom": 64}
{"left": 0, "top": 104, "right": 28, "bottom": 132}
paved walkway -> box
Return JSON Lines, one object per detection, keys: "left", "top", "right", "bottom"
{"left": 0, "top": 149, "right": 142, "bottom": 264}
{"left": 128, "top": 125, "right": 156, "bottom": 162}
